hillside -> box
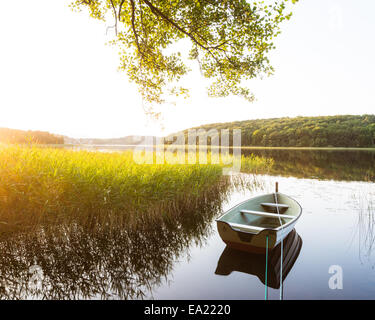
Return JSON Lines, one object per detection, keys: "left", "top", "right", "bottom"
{"left": 171, "top": 115, "right": 375, "bottom": 148}
{"left": 3, "top": 115, "right": 375, "bottom": 148}
{"left": 0, "top": 128, "right": 64, "bottom": 145}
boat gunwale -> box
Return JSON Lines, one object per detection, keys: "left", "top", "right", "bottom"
{"left": 216, "top": 192, "right": 303, "bottom": 234}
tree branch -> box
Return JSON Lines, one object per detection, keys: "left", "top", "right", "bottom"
{"left": 118, "top": 0, "right": 126, "bottom": 22}
{"left": 141, "top": 0, "right": 213, "bottom": 52}
{"left": 140, "top": 0, "right": 239, "bottom": 73}
{"left": 109, "top": 0, "right": 118, "bottom": 35}
{"left": 129, "top": 0, "right": 143, "bottom": 59}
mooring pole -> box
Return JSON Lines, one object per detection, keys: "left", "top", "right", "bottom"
{"left": 276, "top": 181, "right": 279, "bottom": 193}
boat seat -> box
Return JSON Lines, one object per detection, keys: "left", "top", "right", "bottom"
{"left": 240, "top": 209, "right": 295, "bottom": 220}
{"left": 229, "top": 222, "right": 264, "bottom": 234}
{"left": 260, "top": 203, "right": 289, "bottom": 209}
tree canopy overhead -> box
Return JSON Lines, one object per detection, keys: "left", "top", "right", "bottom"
{"left": 70, "top": 0, "right": 297, "bottom": 105}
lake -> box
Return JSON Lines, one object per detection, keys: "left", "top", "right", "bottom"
{"left": 0, "top": 148, "right": 374, "bottom": 299}
{"left": 148, "top": 176, "right": 375, "bottom": 299}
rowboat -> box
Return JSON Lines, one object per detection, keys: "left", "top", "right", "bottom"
{"left": 216, "top": 184, "right": 302, "bottom": 253}
{"left": 215, "top": 229, "right": 302, "bottom": 289}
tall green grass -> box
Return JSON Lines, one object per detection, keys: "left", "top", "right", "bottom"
{"left": 0, "top": 145, "right": 272, "bottom": 233}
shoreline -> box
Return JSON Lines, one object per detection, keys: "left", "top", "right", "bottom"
{"left": 63, "top": 144, "right": 375, "bottom": 151}
{"left": 3, "top": 143, "right": 375, "bottom": 151}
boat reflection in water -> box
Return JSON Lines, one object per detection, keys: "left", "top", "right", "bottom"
{"left": 215, "top": 229, "right": 302, "bottom": 289}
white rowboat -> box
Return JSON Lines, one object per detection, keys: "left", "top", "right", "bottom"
{"left": 216, "top": 190, "right": 302, "bottom": 253}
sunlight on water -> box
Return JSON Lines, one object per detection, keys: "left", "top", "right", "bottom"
{"left": 148, "top": 175, "right": 375, "bottom": 300}
{"left": 0, "top": 149, "right": 374, "bottom": 299}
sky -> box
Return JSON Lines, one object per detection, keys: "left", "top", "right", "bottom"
{"left": 0, "top": 0, "right": 374, "bottom": 138}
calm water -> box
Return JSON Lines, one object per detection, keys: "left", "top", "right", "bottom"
{"left": 0, "top": 149, "right": 375, "bottom": 299}
{"left": 148, "top": 176, "right": 375, "bottom": 299}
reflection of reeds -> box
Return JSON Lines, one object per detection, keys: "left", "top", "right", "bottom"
{"left": 353, "top": 191, "right": 375, "bottom": 263}
{"left": 0, "top": 145, "right": 272, "bottom": 298}
{"left": 0, "top": 146, "right": 272, "bottom": 234}
{"left": 0, "top": 181, "right": 230, "bottom": 299}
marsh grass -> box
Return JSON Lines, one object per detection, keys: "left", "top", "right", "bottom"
{"left": 353, "top": 190, "right": 375, "bottom": 263}
{"left": 0, "top": 145, "right": 272, "bottom": 234}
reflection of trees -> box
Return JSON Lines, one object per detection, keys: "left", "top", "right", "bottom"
{"left": 0, "top": 181, "right": 231, "bottom": 300}
{"left": 242, "top": 149, "right": 375, "bottom": 181}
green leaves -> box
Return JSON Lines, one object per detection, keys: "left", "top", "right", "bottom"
{"left": 71, "top": 0, "right": 296, "bottom": 106}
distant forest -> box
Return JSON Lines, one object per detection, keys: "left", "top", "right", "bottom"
{"left": 0, "top": 128, "right": 63, "bottom": 144}
{"left": 2, "top": 115, "right": 375, "bottom": 148}
{"left": 174, "top": 115, "right": 375, "bottom": 148}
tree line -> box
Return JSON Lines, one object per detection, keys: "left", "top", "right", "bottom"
{"left": 240, "top": 148, "right": 375, "bottom": 181}
{"left": 174, "top": 115, "right": 375, "bottom": 148}
{"left": 0, "top": 128, "right": 64, "bottom": 145}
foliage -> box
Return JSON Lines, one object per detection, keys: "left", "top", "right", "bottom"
{"left": 70, "top": 0, "right": 297, "bottom": 105}
{"left": 176, "top": 115, "right": 375, "bottom": 148}
{"left": 0, "top": 128, "right": 64, "bottom": 145}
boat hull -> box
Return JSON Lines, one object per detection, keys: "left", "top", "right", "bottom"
{"left": 217, "top": 218, "right": 298, "bottom": 253}
{"left": 216, "top": 193, "right": 302, "bottom": 253}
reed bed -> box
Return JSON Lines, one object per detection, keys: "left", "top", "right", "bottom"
{"left": 353, "top": 189, "right": 375, "bottom": 262}
{"left": 0, "top": 145, "right": 272, "bottom": 233}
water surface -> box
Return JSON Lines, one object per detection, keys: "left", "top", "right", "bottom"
{"left": 0, "top": 149, "right": 374, "bottom": 299}
{"left": 149, "top": 176, "right": 375, "bottom": 299}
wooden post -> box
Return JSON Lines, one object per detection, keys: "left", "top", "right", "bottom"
{"left": 276, "top": 182, "right": 279, "bottom": 193}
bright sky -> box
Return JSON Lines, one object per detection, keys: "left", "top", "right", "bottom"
{"left": 0, "top": 0, "right": 374, "bottom": 138}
